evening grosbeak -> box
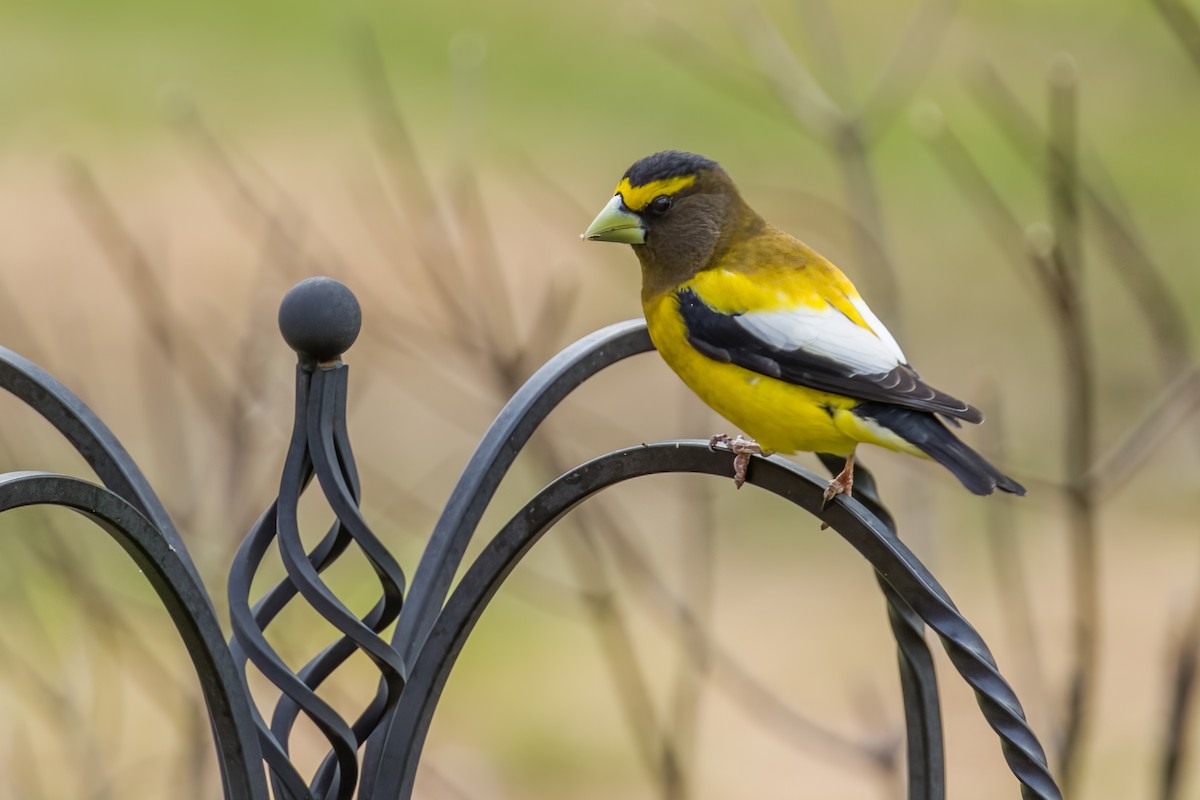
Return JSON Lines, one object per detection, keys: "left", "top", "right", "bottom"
{"left": 583, "top": 150, "right": 1024, "bottom": 503}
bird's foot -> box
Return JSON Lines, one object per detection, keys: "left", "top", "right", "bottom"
{"left": 820, "top": 453, "right": 859, "bottom": 515}
{"left": 820, "top": 453, "right": 856, "bottom": 512}
{"left": 708, "top": 434, "right": 763, "bottom": 489}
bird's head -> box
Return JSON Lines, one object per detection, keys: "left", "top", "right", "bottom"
{"left": 582, "top": 150, "right": 759, "bottom": 295}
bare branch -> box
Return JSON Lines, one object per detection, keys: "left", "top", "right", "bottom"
{"left": 1088, "top": 365, "right": 1200, "bottom": 493}
{"left": 1043, "top": 56, "right": 1098, "bottom": 793}
{"left": 729, "top": 0, "right": 845, "bottom": 140}
{"left": 1158, "top": 590, "right": 1200, "bottom": 800}
{"left": 979, "top": 384, "right": 1053, "bottom": 730}
{"left": 1151, "top": 0, "right": 1200, "bottom": 75}
{"left": 860, "top": 0, "right": 960, "bottom": 142}
{"left": 968, "top": 63, "right": 1192, "bottom": 377}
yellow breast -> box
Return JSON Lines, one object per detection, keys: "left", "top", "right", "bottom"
{"left": 643, "top": 289, "right": 864, "bottom": 456}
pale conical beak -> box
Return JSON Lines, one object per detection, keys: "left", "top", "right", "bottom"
{"left": 581, "top": 195, "right": 646, "bottom": 244}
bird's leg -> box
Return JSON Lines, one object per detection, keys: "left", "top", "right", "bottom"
{"left": 822, "top": 450, "right": 856, "bottom": 509}
{"left": 709, "top": 433, "right": 765, "bottom": 489}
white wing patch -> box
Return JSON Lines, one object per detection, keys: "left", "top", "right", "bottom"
{"left": 848, "top": 295, "right": 907, "bottom": 364}
{"left": 733, "top": 299, "right": 906, "bottom": 376}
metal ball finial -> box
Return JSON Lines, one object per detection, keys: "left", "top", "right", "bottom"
{"left": 278, "top": 277, "right": 362, "bottom": 361}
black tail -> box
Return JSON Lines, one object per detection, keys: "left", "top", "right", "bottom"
{"left": 855, "top": 403, "right": 1026, "bottom": 497}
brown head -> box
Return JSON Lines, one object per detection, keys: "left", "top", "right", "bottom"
{"left": 582, "top": 151, "right": 763, "bottom": 298}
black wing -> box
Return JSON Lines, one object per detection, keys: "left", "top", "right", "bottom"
{"left": 676, "top": 288, "right": 982, "bottom": 423}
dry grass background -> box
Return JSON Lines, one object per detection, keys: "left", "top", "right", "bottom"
{"left": 1, "top": 0, "right": 1199, "bottom": 798}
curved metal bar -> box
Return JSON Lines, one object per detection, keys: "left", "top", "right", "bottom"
{"left": 884, "top": 589, "right": 944, "bottom": 796}
{"left": 0, "top": 471, "right": 269, "bottom": 800}
{"left": 375, "top": 443, "right": 1060, "bottom": 800}
{"left": 818, "top": 453, "right": 943, "bottom": 798}
{"left": 365, "top": 320, "right": 653, "bottom": 796}
{"left": 227, "top": 501, "right": 321, "bottom": 800}
{"left": 372, "top": 319, "right": 945, "bottom": 799}
{"left": 273, "top": 367, "right": 405, "bottom": 682}
{"left": 389, "top": 319, "right": 653, "bottom": 664}
{"left": 304, "top": 366, "right": 406, "bottom": 677}
{"left": 0, "top": 348, "right": 188, "bottom": 568}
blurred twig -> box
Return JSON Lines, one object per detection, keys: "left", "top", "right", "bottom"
{"left": 59, "top": 158, "right": 233, "bottom": 410}
{"left": 1087, "top": 365, "right": 1200, "bottom": 493}
{"left": 1159, "top": 591, "right": 1200, "bottom": 800}
{"left": 15, "top": 511, "right": 216, "bottom": 798}
{"left": 420, "top": 763, "right": 482, "bottom": 800}
{"left": 59, "top": 159, "right": 208, "bottom": 523}
{"left": 665, "top": 396, "right": 717, "bottom": 795}
{"left": 168, "top": 94, "right": 346, "bottom": 282}
{"left": 171, "top": 99, "right": 346, "bottom": 533}
{"left": 1099, "top": 12, "right": 1200, "bottom": 796}
{"left": 0, "top": 632, "right": 101, "bottom": 795}
{"left": 1043, "top": 56, "right": 1097, "bottom": 794}
{"left": 968, "top": 64, "right": 1192, "bottom": 378}
{"left": 732, "top": 0, "right": 901, "bottom": 323}
{"left": 919, "top": 56, "right": 1103, "bottom": 791}
{"left": 858, "top": 0, "right": 960, "bottom": 143}
{"left": 352, "top": 26, "right": 481, "bottom": 343}
{"left": 588, "top": 493, "right": 901, "bottom": 777}
{"left": 655, "top": 0, "right": 959, "bottom": 326}
{"left": 911, "top": 104, "right": 1036, "bottom": 276}
{"left": 977, "top": 52, "right": 1200, "bottom": 788}
{"left": 979, "top": 384, "right": 1051, "bottom": 730}
{"left": 5, "top": 721, "right": 49, "bottom": 800}
{"left": 1152, "top": 0, "right": 1200, "bottom": 74}
{"left": 918, "top": 88, "right": 1200, "bottom": 494}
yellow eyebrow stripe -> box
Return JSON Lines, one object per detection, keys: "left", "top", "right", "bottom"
{"left": 614, "top": 175, "right": 697, "bottom": 212}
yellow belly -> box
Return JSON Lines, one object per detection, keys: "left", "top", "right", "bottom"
{"left": 644, "top": 293, "right": 923, "bottom": 458}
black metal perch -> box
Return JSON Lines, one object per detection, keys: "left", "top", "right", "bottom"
{"left": 0, "top": 276, "right": 1061, "bottom": 800}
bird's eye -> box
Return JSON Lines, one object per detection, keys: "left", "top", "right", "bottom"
{"left": 648, "top": 195, "right": 673, "bottom": 216}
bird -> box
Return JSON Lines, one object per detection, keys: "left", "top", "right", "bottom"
{"left": 581, "top": 150, "right": 1024, "bottom": 503}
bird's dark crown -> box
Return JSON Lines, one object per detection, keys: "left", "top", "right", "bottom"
{"left": 623, "top": 151, "right": 719, "bottom": 187}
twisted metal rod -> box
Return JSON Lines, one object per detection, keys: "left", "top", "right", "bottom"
{"left": 228, "top": 498, "right": 325, "bottom": 800}
{"left": 227, "top": 367, "right": 354, "bottom": 799}
{"left": 290, "top": 364, "right": 406, "bottom": 799}
{"left": 225, "top": 277, "right": 414, "bottom": 799}
{"left": 820, "top": 452, "right": 944, "bottom": 797}
{"left": 0, "top": 347, "right": 194, "bottom": 585}
{"left": 228, "top": 361, "right": 408, "bottom": 800}
{"left": 374, "top": 442, "right": 1060, "bottom": 800}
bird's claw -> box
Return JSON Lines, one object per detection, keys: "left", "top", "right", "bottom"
{"left": 731, "top": 452, "right": 751, "bottom": 488}
{"left": 818, "top": 478, "right": 852, "bottom": 530}
{"left": 708, "top": 434, "right": 763, "bottom": 488}
{"left": 820, "top": 475, "right": 853, "bottom": 510}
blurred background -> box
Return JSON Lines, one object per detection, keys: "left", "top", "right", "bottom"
{"left": 0, "top": 0, "right": 1198, "bottom": 797}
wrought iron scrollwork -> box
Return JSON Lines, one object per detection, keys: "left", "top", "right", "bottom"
{"left": 0, "top": 349, "right": 268, "bottom": 800}
{"left": 371, "top": 443, "right": 1059, "bottom": 800}
{"left": 228, "top": 277, "right": 407, "bottom": 800}
{"left": 0, "top": 276, "right": 1062, "bottom": 800}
